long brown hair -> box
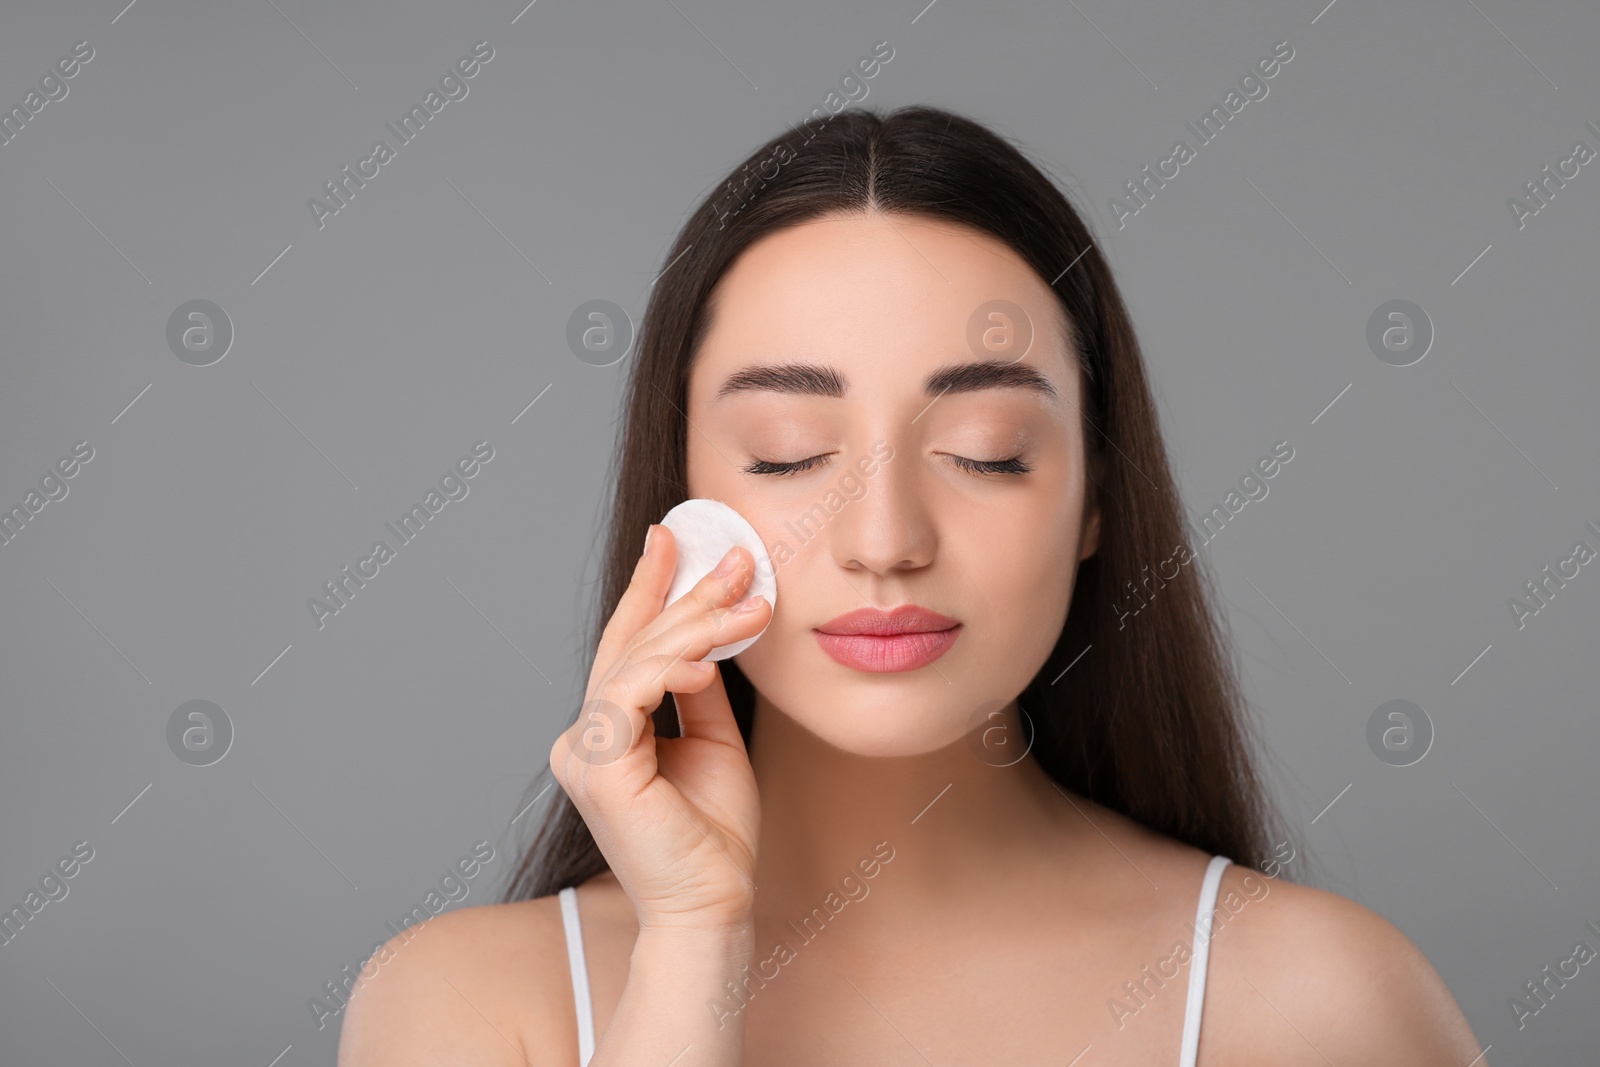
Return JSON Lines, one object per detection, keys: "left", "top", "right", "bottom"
{"left": 501, "top": 104, "right": 1281, "bottom": 903}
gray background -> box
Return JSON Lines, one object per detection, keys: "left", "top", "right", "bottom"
{"left": 1, "top": 0, "right": 1595, "bottom": 1062}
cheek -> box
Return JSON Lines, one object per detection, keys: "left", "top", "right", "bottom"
{"left": 960, "top": 518, "right": 1072, "bottom": 608}
{"left": 958, "top": 484, "right": 1085, "bottom": 635}
{"left": 976, "top": 473, "right": 1084, "bottom": 565}
{"left": 684, "top": 435, "right": 729, "bottom": 502}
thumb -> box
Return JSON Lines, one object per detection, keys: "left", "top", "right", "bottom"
{"left": 671, "top": 660, "right": 749, "bottom": 753}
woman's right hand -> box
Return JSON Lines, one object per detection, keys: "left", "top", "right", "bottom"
{"left": 549, "top": 523, "right": 771, "bottom": 933}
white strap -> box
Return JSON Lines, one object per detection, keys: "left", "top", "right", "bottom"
{"left": 1178, "top": 855, "right": 1232, "bottom": 1067}
{"left": 558, "top": 886, "right": 596, "bottom": 1065}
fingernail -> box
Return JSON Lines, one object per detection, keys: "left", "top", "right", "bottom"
{"left": 641, "top": 525, "right": 654, "bottom": 557}
{"left": 734, "top": 595, "right": 765, "bottom": 613}
{"left": 712, "top": 546, "right": 740, "bottom": 578}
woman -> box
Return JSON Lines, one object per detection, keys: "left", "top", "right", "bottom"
{"left": 339, "top": 105, "right": 1486, "bottom": 1065}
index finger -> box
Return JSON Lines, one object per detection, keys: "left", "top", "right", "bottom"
{"left": 598, "top": 524, "right": 756, "bottom": 673}
{"left": 593, "top": 523, "right": 679, "bottom": 671}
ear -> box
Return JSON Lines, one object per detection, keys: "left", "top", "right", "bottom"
{"left": 1078, "top": 499, "right": 1102, "bottom": 562}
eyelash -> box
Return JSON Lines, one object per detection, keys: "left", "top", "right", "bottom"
{"left": 740, "top": 453, "right": 1034, "bottom": 477}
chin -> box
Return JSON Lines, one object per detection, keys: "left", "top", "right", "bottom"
{"left": 801, "top": 698, "right": 968, "bottom": 758}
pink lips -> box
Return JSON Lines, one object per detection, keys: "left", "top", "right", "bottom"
{"left": 813, "top": 605, "right": 962, "bottom": 673}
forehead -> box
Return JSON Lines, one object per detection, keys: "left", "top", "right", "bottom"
{"left": 690, "top": 212, "right": 1079, "bottom": 404}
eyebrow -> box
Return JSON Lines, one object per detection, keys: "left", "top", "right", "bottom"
{"left": 712, "top": 359, "right": 1059, "bottom": 402}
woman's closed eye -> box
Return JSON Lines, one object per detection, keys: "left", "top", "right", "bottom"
{"left": 739, "top": 453, "right": 1033, "bottom": 477}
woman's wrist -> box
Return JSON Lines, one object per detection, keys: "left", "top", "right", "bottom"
{"left": 633, "top": 918, "right": 756, "bottom": 963}
{"left": 588, "top": 919, "right": 756, "bottom": 1066}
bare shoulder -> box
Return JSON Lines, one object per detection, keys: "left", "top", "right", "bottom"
{"left": 336, "top": 893, "right": 577, "bottom": 1067}
{"left": 1201, "top": 865, "right": 1489, "bottom": 1066}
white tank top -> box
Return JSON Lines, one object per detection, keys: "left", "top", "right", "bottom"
{"left": 558, "top": 854, "right": 1233, "bottom": 1066}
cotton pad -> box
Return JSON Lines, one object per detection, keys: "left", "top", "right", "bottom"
{"left": 659, "top": 498, "right": 777, "bottom": 661}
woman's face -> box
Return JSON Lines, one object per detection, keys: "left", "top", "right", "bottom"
{"left": 685, "top": 211, "right": 1100, "bottom": 757}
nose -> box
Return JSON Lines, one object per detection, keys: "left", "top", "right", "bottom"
{"left": 826, "top": 439, "right": 934, "bottom": 577}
